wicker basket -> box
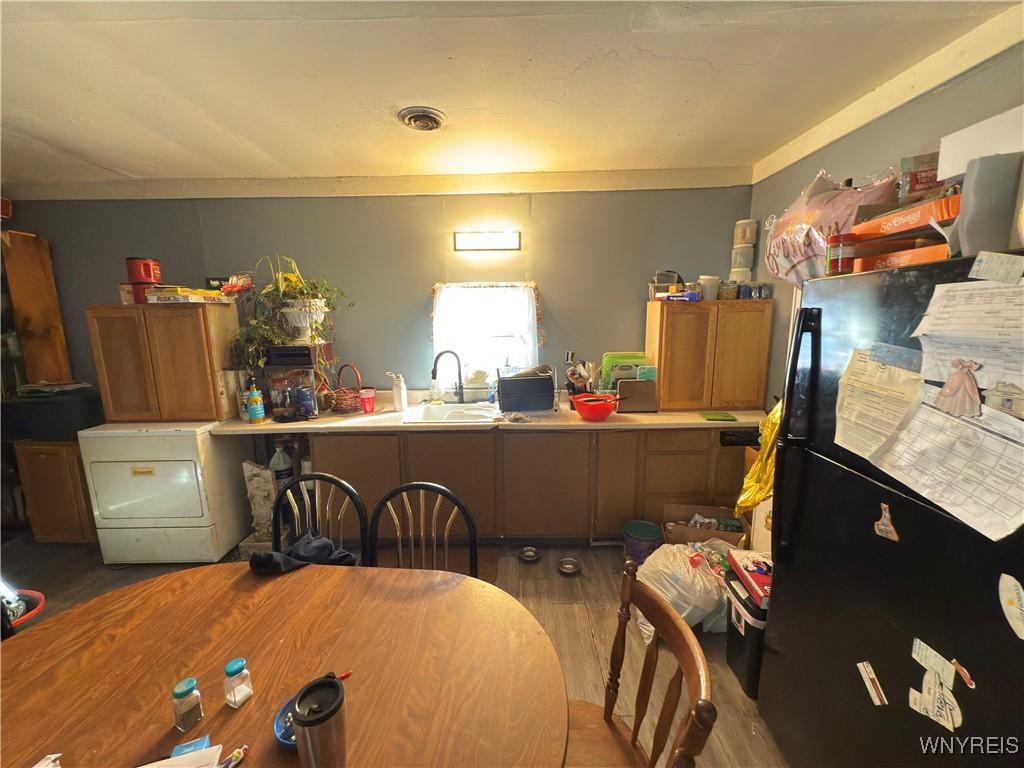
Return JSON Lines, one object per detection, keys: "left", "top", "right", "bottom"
{"left": 330, "top": 363, "right": 363, "bottom": 414}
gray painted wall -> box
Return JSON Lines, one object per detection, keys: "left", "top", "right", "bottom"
{"left": 751, "top": 43, "right": 1024, "bottom": 406}
{"left": 11, "top": 186, "right": 751, "bottom": 388}
{"left": 11, "top": 44, "right": 1021, "bottom": 401}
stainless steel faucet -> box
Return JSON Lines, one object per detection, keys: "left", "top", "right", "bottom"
{"left": 430, "top": 349, "right": 464, "bottom": 404}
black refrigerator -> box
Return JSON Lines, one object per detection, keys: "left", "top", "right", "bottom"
{"left": 759, "top": 259, "right": 1024, "bottom": 768}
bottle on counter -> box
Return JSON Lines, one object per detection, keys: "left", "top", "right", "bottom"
{"left": 269, "top": 441, "right": 294, "bottom": 490}
{"left": 386, "top": 371, "right": 408, "bottom": 412}
{"left": 826, "top": 233, "right": 858, "bottom": 275}
{"left": 172, "top": 677, "right": 204, "bottom": 732}
{"left": 223, "top": 657, "right": 253, "bottom": 709}
{"left": 246, "top": 376, "right": 266, "bottom": 424}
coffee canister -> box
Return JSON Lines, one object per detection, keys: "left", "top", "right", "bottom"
{"left": 292, "top": 673, "right": 346, "bottom": 768}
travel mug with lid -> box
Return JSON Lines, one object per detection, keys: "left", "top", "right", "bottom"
{"left": 292, "top": 672, "right": 346, "bottom": 767}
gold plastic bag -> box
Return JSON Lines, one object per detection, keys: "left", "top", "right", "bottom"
{"left": 735, "top": 400, "right": 783, "bottom": 523}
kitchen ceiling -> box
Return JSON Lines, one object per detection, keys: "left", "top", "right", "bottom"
{"left": 0, "top": 1, "right": 1015, "bottom": 198}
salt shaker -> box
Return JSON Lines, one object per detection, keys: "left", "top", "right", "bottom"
{"left": 224, "top": 657, "right": 253, "bottom": 708}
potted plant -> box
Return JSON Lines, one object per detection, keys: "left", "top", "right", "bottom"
{"left": 256, "top": 255, "right": 347, "bottom": 343}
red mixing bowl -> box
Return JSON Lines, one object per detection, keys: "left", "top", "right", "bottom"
{"left": 570, "top": 393, "right": 617, "bottom": 422}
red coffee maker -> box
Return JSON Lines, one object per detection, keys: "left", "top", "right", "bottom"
{"left": 126, "top": 258, "right": 161, "bottom": 303}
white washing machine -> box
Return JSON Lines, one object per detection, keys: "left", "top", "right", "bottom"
{"left": 78, "top": 422, "right": 254, "bottom": 564}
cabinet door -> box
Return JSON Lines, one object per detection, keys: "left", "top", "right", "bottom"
{"left": 655, "top": 303, "right": 718, "bottom": 411}
{"left": 405, "top": 432, "right": 497, "bottom": 538}
{"left": 67, "top": 444, "right": 97, "bottom": 542}
{"left": 502, "top": 432, "right": 590, "bottom": 537}
{"left": 14, "top": 442, "right": 88, "bottom": 543}
{"left": 2, "top": 232, "right": 72, "bottom": 383}
{"left": 143, "top": 307, "right": 218, "bottom": 420}
{"left": 594, "top": 431, "right": 639, "bottom": 538}
{"left": 86, "top": 306, "right": 160, "bottom": 421}
{"left": 640, "top": 430, "right": 711, "bottom": 521}
{"left": 711, "top": 300, "right": 773, "bottom": 409}
{"left": 311, "top": 434, "right": 402, "bottom": 544}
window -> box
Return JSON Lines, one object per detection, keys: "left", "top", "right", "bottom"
{"left": 432, "top": 282, "right": 539, "bottom": 386}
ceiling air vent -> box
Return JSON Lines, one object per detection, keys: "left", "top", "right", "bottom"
{"left": 398, "top": 106, "right": 447, "bottom": 131}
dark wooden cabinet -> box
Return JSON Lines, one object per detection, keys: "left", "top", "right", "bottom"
{"left": 594, "top": 431, "right": 639, "bottom": 538}
{"left": 311, "top": 434, "right": 402, "bottom": 544}
{"left": 405, "top": 432, "right": 497, "bottom": 538}
{"left": 14, "top": 441, "right": 95, "bottom": 543}
{"left": 501, "top": 432, "right": 590, "bottom": 537}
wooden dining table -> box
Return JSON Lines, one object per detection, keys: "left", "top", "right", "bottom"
{"left": 1, "top": 563, "right": 568, "bottom": 767}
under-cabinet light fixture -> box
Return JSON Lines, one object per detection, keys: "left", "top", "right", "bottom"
{"left": 453, "top": 231, "right": 521, "bottom": 251}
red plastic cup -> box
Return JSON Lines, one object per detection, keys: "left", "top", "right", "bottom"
{"left": 359, "top": 387, "right": 376, "bottom": 414}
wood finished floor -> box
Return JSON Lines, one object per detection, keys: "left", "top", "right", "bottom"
{"left": 1, "top": 536, "right": 786, "bottom": 768}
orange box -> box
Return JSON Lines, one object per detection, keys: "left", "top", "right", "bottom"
{"left": 852, "top": 243, "right": 950, "bottom": 273}
{"left": 852, "top": 195, "right": 960, "bottom": 240}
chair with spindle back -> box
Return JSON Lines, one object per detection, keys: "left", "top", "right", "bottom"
{"left": 271, "top": 473, "right": 369, "bottom": 561}
{"left": 566, "top": 559, "right": 718, "bottom": 768}
{"left": 368, "top": 482, "right": 478, "bottom": 577}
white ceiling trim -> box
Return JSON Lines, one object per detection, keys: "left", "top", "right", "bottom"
{"left": 3, "top": 166, "right": 753, "bottom": 200}
{"left": 751, "top": 5, "right": 1024, "bottom": 184}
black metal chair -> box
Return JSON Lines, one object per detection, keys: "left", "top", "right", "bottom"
{"left": 368, "top": 482, "right": 478, "bottom": 577}
{"left": 271, "top": 473, "right": 369, "bottom": 561}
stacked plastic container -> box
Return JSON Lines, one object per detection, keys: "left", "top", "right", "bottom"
{"left": 730, "top": 219, "right": 757, "bottom": 284}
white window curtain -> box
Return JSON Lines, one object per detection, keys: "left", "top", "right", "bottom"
{"left": 432, "top": 282, "right": 539, "bottom": 386}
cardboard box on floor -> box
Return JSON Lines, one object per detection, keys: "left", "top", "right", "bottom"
{"left": 662, "top": 504, "right": 745, "bottom": 547}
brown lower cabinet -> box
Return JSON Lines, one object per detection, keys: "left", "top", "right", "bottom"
{"left": 14, "top": 440, "right": 96, "bottom": 543}
{"left": 311, "top": 434, "right": 402, "bottom": 545}
{"left": 309, "top": 426, "right": 754, "bottom": 540}
{"left": 502, "top": 432, "right": 590, "bottom": 538}
{"left": 405, "top": 432, "right": 497, "bottom": 538}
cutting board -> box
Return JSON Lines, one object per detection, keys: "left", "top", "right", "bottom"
{"left": 616, "top": 379, "right": 657, "bottom": 413}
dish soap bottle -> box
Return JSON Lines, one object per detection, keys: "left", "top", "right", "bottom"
{"left": 386, "top": 371, "right": 408, "bottom": 412}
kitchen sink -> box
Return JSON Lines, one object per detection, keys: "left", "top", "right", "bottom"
{"left": 402, "top": 402, "right": 499, "bottom": 424}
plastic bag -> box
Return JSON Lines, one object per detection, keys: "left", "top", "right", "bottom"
{"left": 764, "top": 169, "right": 898, "bottom": 286}
{"left": 636, "top": 543, "right": 728, "bottom": 641}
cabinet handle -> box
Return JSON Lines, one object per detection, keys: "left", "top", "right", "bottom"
{"left": 131, "top": 467, "right": 156, "bottom": 476}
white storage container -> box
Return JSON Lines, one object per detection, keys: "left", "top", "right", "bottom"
{"left": 733, "top": 219, "right": 758, "bottom": 246}
{"left": 731, "top": 245, "right": 754, "bottom": 269}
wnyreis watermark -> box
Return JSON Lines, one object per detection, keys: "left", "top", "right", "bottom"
{"left": 920, "top": 736, "right": 1020, "bottom": 755}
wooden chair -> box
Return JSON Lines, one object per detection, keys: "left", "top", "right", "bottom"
{"left": 271, "top": 473, "right": 369, "bottom": 560}
{"left": 566, "top": 560, "right": 718, "bottom": 768}
{"left": 368, "top": 482, "right": 478, "bottom": 577}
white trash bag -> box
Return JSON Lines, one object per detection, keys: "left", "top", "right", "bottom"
{"left": 637, "top": 543, "right": 728, "bottom": 642}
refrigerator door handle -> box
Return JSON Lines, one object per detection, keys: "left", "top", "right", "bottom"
{"left": 779, "top": 307, "right": 821, "bottom": 444}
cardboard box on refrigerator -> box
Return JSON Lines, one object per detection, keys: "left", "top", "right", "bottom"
{"left": 661, "top": 504, "right": 745, "bottom": 546}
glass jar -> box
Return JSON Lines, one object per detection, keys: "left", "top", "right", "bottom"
{"left": 682, "top": 282, "right": 702, "bottom": 301}
{"left": 224, "top": 657, "right": 253, "bottom": 709}
{"left": 172, "top": 677, "right": 204, "bottom": 732}
{"left": 826, "top": 233, "right": 858, "bottom": 275}
{"left": 718, "top": 281, "right": 739, "bottom": 300}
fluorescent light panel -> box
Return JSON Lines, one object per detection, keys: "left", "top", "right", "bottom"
{"left": 453, "top": 231, "right": 521, "bottom": 251}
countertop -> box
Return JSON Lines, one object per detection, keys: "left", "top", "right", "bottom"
{"left": 210, "top": 407, "right": 766, "bottom": 435}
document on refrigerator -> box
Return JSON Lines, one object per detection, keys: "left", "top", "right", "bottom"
{"left": 873, "top": 385, "right": 1024, "bottom": 541}
{"left": 835, "top": 350, "right": 922, "bottom": 461}
{"left": 914, "top": 282, "right": 1024, "bottom": 388}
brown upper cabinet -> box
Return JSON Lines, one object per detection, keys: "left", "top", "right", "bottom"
{"left": 86, "top": 304, "right": 239, "bottom": 422}
{"left": 645, "top": 300, "right": 772, "bottom": 411}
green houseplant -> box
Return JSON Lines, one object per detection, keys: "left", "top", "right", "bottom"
{"left": 230, "top": 255, "right": 351, "bottom": 372}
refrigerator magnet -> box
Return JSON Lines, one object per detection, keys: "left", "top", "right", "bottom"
{"left": 873, "top": 503, "right": 900, "bottom": 542}
{"left": 998, "top": 574, "right": 1024, "bottom": 640}
{"left": 856, "top": 661, "right": 888, "bottom": 705}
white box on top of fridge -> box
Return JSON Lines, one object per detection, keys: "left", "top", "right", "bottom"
{"left": 78, "top": 422, "right": 254, "bottom": 563}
